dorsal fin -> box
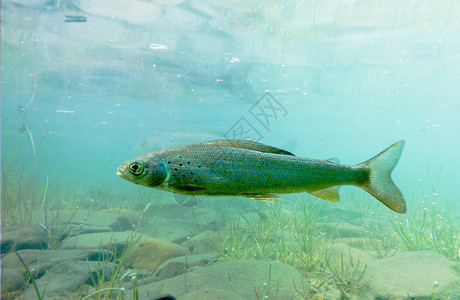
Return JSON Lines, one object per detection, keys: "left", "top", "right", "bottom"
{"left": 326, "top": 157, "right": 340, "bottom": 164}
{"left": 205, "top": 140, "right": 295, "bottom": 156}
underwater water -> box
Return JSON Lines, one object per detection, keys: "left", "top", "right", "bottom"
{"left": 1, "top": 0, "right": 460, "bottom": 299}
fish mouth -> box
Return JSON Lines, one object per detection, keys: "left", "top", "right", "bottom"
{"left": 116, "top": 166, "right": 124, "bottom": 177}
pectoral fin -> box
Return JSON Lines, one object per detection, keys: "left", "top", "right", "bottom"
{"left": 309, "top": 186, "right": 341, "bottom": 203}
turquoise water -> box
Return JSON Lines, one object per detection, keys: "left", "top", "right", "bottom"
{"left": 2, "top": 1, "right": 460, "bottom": 299}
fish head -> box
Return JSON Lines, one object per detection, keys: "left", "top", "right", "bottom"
{"left": 117, "top": 156, "right": 168, "bottom": 187}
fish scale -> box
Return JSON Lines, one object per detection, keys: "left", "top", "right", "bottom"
{"left": 160, "top": 145, "right": 364, "bottom": 194}
{"left": 117, "top": 139, "right": 406, "bottom": 213}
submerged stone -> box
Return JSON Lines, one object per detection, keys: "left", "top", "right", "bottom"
{"left": 125, "top": 238, "right": 186, "bottom": 272}
{"left": 367, "top": 251, "right": 460, "bottom": 298}
{"left": 21, "top": 260, "right": 116, "bottom": 298}
{"left": 1, "top": 249, "right": 113, "bottom": 298}
{"left": 59, "top": 231, "right": 154, "bottom": 254}
{"left": 124, "top": 259, "right": 308, "bottom": 300}
{"left": 2, "top": 249, "right": 111, "bottom": 277}
{"left": 1, "top": 269, "right": 26, "bottom": 295}
{"left": 154, "top": 252, "right": 218, "bottom": 280}
{"left": 1, "top": 225, "right": 48, "bottom": 253}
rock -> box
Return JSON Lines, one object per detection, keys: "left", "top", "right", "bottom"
{"left": 37, "top": 209, "right": 135, "bottom": 232}
{"left": 184, "top": 230, "right": 218, "bottom": 254}
{"left": 1, "top": 269, "right": 26, "bottom": 295}
{"left": 154, "top": 252, "right": 218, "bottom": 280}
{"left": 367, "top": 251, "right": 460, "bottom": 299}
{"left": 53, "top": 223, "right": 113, "bottom": 239}
{"left": 53, "top": 209, "right": 136, "bottom": 232}
{"left": 125, "top": 238, "right": 186, "bottom": 271}
{"left": 60, "top": 231, "right": 154, "bottom": 254}
{"left": 319, "top": 221, "right": 367, "bottom": 238}
{"left": 139, "top": 208, "right": 221, "bottom": 244}
{"left": 22, "top": 261, "right": 116, "bottom": 299}
{"left": 98, "top": 208, "right": 140, "bottom": 221}
{"left": 120, "top": 269, "right": 154, "bottom": 285}
{"left": 332, "top": 238, "right": 375, "bottom": 251}
{"left": 124, "top": 260, "right": 308, "bottom": 300}
{"left": 180, "top": 287, "right": 246, "bottom": 300}
{"left": 145, "top": 203, "right": 191, "bottom": 220}
{"left": 1, "top": 225, "right": 48, "bottom": 253}
{"left": 318, "top": 205, "right": 365, "bottom": 222}
{"left": 141, "top": 219, "right": 191, "bottom": 243}
{"left": 182, "top": 208, "right": 221, "bottom": 232}
{"left": 326, "top": 242, "right": 375, "bottom": 273}
{"left": 2, "top": 249, "right": 111, "bottom": 279}
{"left": 351, "top": 215, "right": 391, "bottom": 228}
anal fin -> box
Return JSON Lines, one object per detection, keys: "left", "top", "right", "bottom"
{"left": 309, "top": 186, "right": 341, "bottom": 203}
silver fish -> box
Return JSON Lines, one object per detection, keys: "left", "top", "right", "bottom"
{"left": 117, "top": 140, "right": 406, "bottom": 213}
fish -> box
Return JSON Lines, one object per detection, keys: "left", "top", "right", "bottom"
{"left": 117, "top": 140, "right": 406, "bottom": 213}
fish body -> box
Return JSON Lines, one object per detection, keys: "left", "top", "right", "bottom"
{"left": 117, "top": 140, "right": 406, "bottom": 213}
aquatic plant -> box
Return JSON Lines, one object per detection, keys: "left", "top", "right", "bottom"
{"left": 292, "top": 276, "right": 311, "bottom": 300}
{"left": 0, "top": 165, "right": 47, "bottom": 226}
{"left": 85, "top": 204, "right": 149, "bottom": 299}
{"left": 359, "top": 212, "right": 401, "bottom": 259}
{"left": 12, "top": 248, "right": 44, "bottom": 300}
{"left": 1, "top": 123, "right": 66, "bottom": 228}
{"left": 238, "top": 204, "right": 285, "bottom": 259}
{"left": 184, "top": 236, "right": 191, "bottom": 293}
{"left": 288, "top": 200, "right": 332, "bottom": 273}
{"left": 254, "top": 263, "right": 279, "bottom": 300}
{"left": 84, "top": 239, "right": 139, "bottom": 300}
{"left": 391, "top": 201, "right": 458, "bottom": 260}
{"left": 13, "top": 123, "right": 55, "bottom": 225}
{"left": 87, "top": 247, "right": 117, "bottom": 300}
{"left": 211, "top": 202, "right": 287, "bottom": 262}
{"left": 45, "top": 207, "right": 81, "bottom": 250}
{"left": 367, "top": 232, "right": 399, "bottom": 259}
{"left": 326, "top": 249, "right": 369, "bottom": 297}
{"left": 344, "top": 191, "right": 378, "bottom": 218}
{"left": 212, "top": 197, "right": 333, "bottom": 285}
{"left": 293, "top": 264, "right": 331, "bottom": 300}
{"left": 212, "top": 225, "right": 257, "bottom": 261}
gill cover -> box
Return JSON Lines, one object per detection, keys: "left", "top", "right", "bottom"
{"left": 147, "top": 161, "right": 168, "bottom": 186}
{"left": 128, "top": 160, "right": 168, "bottom": 187}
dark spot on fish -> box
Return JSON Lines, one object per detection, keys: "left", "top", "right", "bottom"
{"left": 179, "top": 163, "right": 182, "bottom": 166}
{"left": 172, "top": 174, "right": 176, "bottom": 177}
{"left": 198, "top": 165, "right": 201, "bottom": 168}
{"left": 182, "top": 174, "right": 186, "bottom": 177}
{"left": 194, "top": 180, "right": 197, "bottom": 182}
{"left": 179, "top": 156, "right": 182, "bottom": 158}
{"left": 190, "top": 172, "right": 194, "bottom": 175}
{"left": 167, "top": 161, "right": 171, "bottom": 164}
{"left": 187, "top": 161, "right": 190, "bottom": 164}
{"left": 174, "top": 168, "right": 178, "bottom": 171}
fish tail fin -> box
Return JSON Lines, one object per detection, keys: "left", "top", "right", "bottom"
{"left": 358, "top": 140, "right": 406, "bottom": 213}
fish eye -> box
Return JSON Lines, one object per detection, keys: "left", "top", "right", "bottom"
{"left": 129, "top": 162, "right": 144, "bottom": 175}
